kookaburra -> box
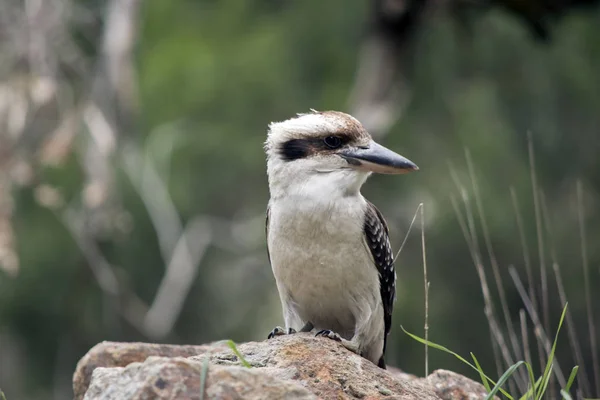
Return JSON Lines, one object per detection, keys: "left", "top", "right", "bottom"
{"left": 264, "top": 110, "right": 418, "bottom": 368}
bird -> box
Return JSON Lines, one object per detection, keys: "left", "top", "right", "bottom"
{"left": 264, "top": 110, "right": 418, "bottom": 368}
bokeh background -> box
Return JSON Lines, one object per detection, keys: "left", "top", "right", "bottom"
{"left": 1, "top": 0, "right": 599, "bottom": 398}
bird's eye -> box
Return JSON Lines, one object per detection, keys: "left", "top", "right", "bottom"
{"left": 323, "top": 136, "right": 342, "bottom": 149}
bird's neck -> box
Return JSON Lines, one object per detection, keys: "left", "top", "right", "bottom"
{"left": 268, "top": 166, "right": 370, "bottom": 204}
{"left": 268, "top": 174, "right": 370, "bottom": 234}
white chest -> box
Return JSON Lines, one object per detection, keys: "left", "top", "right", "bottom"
{"left": 267, "top": 195, "right": 379, "bottom": 333}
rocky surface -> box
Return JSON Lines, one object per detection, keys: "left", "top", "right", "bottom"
{"left": 74, "top": 333, "right": 490, "bottom": 399}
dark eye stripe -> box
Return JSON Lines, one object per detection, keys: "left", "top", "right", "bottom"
{"left": 279, "top": 139, "right": 311, "bottom": 161}
{"left": 278, "top": 135, "right": 352, "bottom": 162}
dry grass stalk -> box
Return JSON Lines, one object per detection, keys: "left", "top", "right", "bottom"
{"left": 576, "top": 181, "right": 599, "bottom": 395}
{"left": 527, "top": 133, "right": 550, "bottom": 353}
{"left": 420, "top": 204, "right": 429, "bottom": 376}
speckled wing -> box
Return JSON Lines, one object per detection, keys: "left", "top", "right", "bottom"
{"left": 265, "top": 206, "right": 271, "bottom": 265}
{"left": 363, "top": 200, "right": 396, "bottom": 368}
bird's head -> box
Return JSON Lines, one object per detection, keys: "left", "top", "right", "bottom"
{"left": 265, "top": 110, "right": 418, "bottom": 199}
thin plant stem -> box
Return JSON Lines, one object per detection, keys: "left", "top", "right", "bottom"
{"left": 421, "top": 204, "right": 429, "bottom": 376}
{"left": 577, "top": 181, "right": 600, "bottom": 395}
{"left": 538, "top": 192, "right": 558, "bottom": 400}
{"left": 510, "top": 187, "right": 537, "bottom": 310}
{"left": 511, "top": 185, "right": 546, "bottom": 380}
{"left": 519, "top": 310, "right": 532, "bottom": 377}
{"left": 528, "top": 133, "right": 550, "bottom": 358}
{"left": 394, "top": 203, "right": 423, "bottom": 263}
{"left": 490, "top": 335, "right": 505, "bottom": 390}
{"left": 509, "top": 266, "right": 566, "bottom": 387}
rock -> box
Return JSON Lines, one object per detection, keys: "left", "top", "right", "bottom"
{"left": 426, "top": 370, "right": 491, "bottom": 400}
{"left": 73, "top": 341, "right": 229, "bottom": 400}
{"left": 74, "top": 333, "right": 491, "bottom": 399}
{"left": 84, "top": 357, "right": 315, "bottom": 400}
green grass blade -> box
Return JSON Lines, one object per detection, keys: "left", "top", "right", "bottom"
{"left": 485, "top": 361, "right": 525, "bottom": 400}
{"left": 226, "top": 340, "right": 251, "bottom": 368}
{"left": 402, "top": 327, "right": 475, "bottom": 369}
{"left": 471, "top": 352, "right": 492, "bottom": 392}
{"left": 199, "top": 356, "right": 209, "bottom": 400}
{"left": 538, "top": 364, "right": 554, "bottom": 399}
{"left": 402, "top": 326, "right": 513, "bottom": 399}
{"left": 518, "top": 363, "right": 539, "bottom": 400}
{"left": 563, "top": 366, "right": 579, "bottom": 394}
{"left": 536, "top": 303, "right": 568, "bottom": 399}
{"left": 0, "top": 389, "right": 6, "bottom": 400}
{"left": 560, "top": 390, "right": 573, "bottom": 400}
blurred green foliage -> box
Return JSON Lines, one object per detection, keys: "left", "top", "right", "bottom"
{"left": 1, "top": 0, "right": 599, "bottom": 399}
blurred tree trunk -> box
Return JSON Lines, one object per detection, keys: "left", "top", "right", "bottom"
{"left": 349, "top": 0, "right": 599, "bottom": 138}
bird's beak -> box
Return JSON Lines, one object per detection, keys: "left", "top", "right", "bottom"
{"left": 340, "top": 141, "right": 418, "bottom": 174}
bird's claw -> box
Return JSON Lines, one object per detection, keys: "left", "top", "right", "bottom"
{"left": 267, "top": 326, "right": 297, "bottom": 339}
{"left": 315, "top": 329, "right": 342, "bottom": 342}
{"left": 267, "top": 326, "right": 285, "bottom": 339}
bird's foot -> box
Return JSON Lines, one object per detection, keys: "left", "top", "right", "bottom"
{"left": 267, "top": 326, "right": 297, "bottom": 339}
{"left": 315, "top": 329, "right": 342, "bottom": 342}
{"left": 267, "top": 321, "right": 314, "bottom": 339}
{"left": 315, "top": 330, "right": 359, "bottom": 354}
